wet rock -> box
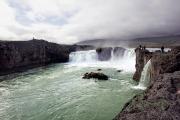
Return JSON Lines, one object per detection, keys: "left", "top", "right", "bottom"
{"left": 133, "top": 48, "right": 152, "bottom": 81}
{"left": 113, "top": 47, "right": 126, "bottom": 58}
{"left": 114, "top": 46, "right": 180, "bottom": 120}
{"left": 114, "top": 71, "right": 180, "bottom": 120}
{"left": 97, "top": 69, "right": 102, "bottom": 71}
{"left": 96, "top": 47, "right": 112, "bottom": 61}
{"left": 132, "top": 46, "right": 179, "bottom": 81}
{"left": 117, "top": 70, "right": 122, "bottom": 72}
{"left": 82, "top": 72, "right": 108, "bottom": 80}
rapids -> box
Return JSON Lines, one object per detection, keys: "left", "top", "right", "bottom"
{"left": 0, "top": 48, "right": 143, "bottom": 120}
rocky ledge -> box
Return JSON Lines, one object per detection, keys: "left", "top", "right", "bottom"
{"left": 114, "top": 46, "right": 180, "bottom": 120}
{"left": 0, "top": 39, "right": 94, "bottom": 79}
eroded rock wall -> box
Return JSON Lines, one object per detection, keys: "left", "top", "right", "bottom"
{"left": 114, "top": 46, "right": 180, "bottom": 120}
{"left": 133, "top": 48, "right": 152, "bottom": 81}
{"left": 0, "top": 40, "right": 94, "bottom": 76}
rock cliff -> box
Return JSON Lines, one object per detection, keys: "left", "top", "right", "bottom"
{"left": 114, "top": 46, "right": 180, "bottom": 120}
{"left": 96, "top": 47, "right": 112, "bottom": 61}
{"left": 96, "top": 47, "right": 126, "bottom": 61}
{"left": 133, "top": 48, "right": 152, "bottom": 81}
{"left": 0, "top": 39, "right": 94, "bottom": 77}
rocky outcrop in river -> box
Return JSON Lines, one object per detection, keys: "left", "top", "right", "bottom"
{"left": 0, "top": 39, "right": 94, "bottom": 77}
{"left": 82, "top": 72, "right": 108, "bottom": 80}
{"left": 114, "top": 46, "right": 180, "bottom": 120}
{"left": 96, "top": 47, "right": 126, "bottom": 61}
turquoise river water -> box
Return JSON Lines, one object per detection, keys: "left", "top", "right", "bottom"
{"left": 0, "top": 49, "right": 143, "bottom": 120}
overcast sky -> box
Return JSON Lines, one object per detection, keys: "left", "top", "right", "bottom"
{"left": 1, "top": 0, "right": 180, "bottom": 44}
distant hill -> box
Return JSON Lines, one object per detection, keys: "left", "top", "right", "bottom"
{"left": 76, "top": 35, "right": 180, "bottom": 48}
{"left": 132, "top": 35, "right": 180, "bottom": 47}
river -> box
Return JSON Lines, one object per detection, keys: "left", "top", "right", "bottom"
{"left": 0, "top": 49, "right": 143, "bottom": 120}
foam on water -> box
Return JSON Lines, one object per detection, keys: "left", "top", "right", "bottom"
{"left": 69, "top": 50, "right": 98, "bottom": 63}
{"left": 68, "top": 48, "right": 136, "bottom": 72}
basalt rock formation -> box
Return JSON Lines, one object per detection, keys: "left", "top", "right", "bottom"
{"left": 133, "top": 48, "right": 152, "bottom": 81}
{"left": 114, "top": 46, "right": 180, "bottom": 120}
{"left": 96, "top": 47, "right": 112, "bottom": 61}
{"left": 96, "top": 47, "right": 127, "bottom": 61}
{"left": 0, "top": 39, "right": 94, "bottom": 77}
{"left": 82, "top": 72, "right": 108, "bottom": 80}
{"left": 113, "top": 47, "right": 126, "bottom": 58}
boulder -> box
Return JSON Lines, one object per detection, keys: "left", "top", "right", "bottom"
{"left": 82, "top": 72, "right": 108, "bottom": 80}
{"left": 117, "top": 70, "right": 122, "bottom": 72}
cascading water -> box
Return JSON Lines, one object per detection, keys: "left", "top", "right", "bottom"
{"left": 134, "top": 59, "right": 151, "bottom": 90}
{"left": 69, "top": 48, "right": 135, "bottom": 63}
{"left": 68, "top": 48, "right": 136, "bottom": 71}
{"left": 123, "top": 49, "right": 136, "bottom": 60}
{"left": 69, "top": 50, "right": 98, "bottom": 63}
{"left": 110, "top": 48, "right": 115, "bottom": 61}
{"left": 111, "top": 48, "right": 135, "bottom": 61}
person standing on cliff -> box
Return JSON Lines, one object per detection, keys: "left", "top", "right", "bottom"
{"left": 139, "top": 45, "right": 142, "bottom": 49}
{"left": 142, "top": 45, "right": 146, "bottom": 50}
{"left": 161, "top": 46, "right": 164, "bottom": 53}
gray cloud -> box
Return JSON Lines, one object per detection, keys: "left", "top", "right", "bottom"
{"left": 1, "top": 0, "right": 180, "bottom": 44}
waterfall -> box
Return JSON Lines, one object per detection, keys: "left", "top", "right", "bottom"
{"left": 69, "top": 50, "right": 98, "bottom": 63}
{"left": 69, "top": 48, "right": 135, "bottom": 69}
{"left": 68, "top": 48, "right": 136, "bottom": 71}
{"left": 111, "top": 48, "right": 135, "bottom": 61}
{"left": 123, "top": 49, "right": 135, "bottom": 60}
{"left": 136, "top": 59, "right": 151, "bottom": 90}
{"left": 110, "top": 48, "right": 114, "bottom": 61}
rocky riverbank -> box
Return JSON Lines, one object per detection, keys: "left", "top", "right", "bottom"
{"left": 114, "top": 46, "right": 180, "bottom": 119}
{"left": 0, "top": 39, "right": 94, "bottom": 79}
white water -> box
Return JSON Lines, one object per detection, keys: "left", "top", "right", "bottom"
{"left": 69, "top": 50, "right": 98, "bottom": 63}
{"left": 69, "top": 48, "right": 136, "bottom": 72}
{"left": 134, "top": 59, "right": 151, "bottom": 90}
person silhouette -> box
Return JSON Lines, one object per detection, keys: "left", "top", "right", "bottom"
{"left": 161, "top": 46, "right": 164, "bottom": 53}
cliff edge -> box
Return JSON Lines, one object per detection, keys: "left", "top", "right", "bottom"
{"left": 0, "top": 39, "right": 94, "bottom": 78}
{"left": 114, "top": 47, "right": 180, "bottom": 120}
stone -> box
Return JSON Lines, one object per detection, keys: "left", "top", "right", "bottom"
{"left": 117, "top": 70, "right": 122, "bottom": 72}
{"left": 82, "top": 72, "right": 108, "bottom": 80}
